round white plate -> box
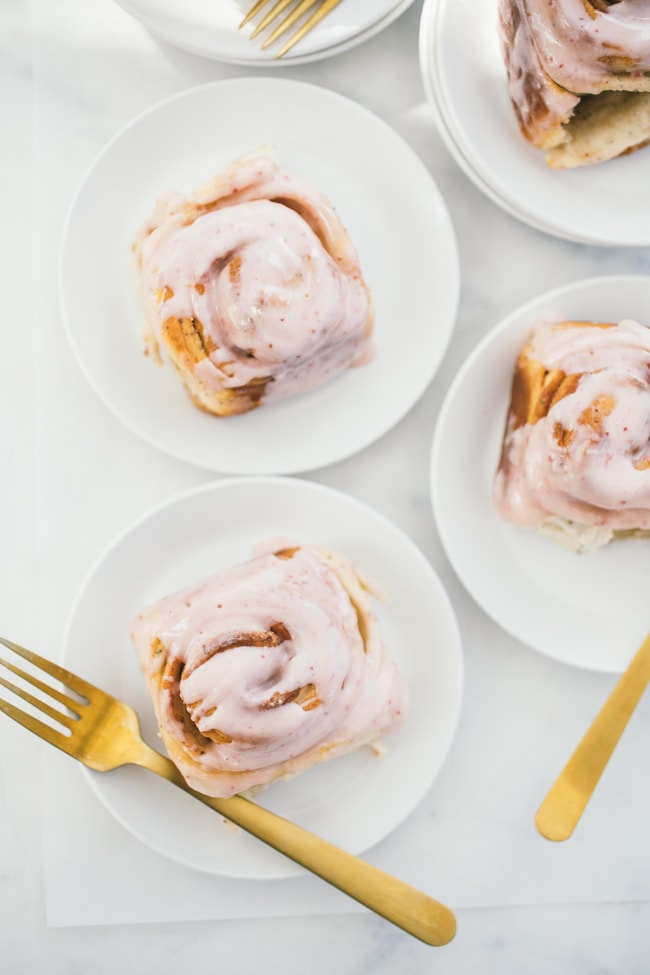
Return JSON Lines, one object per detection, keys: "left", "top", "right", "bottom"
{"left": 60, "top": 78, "right": 459, "bottom": 475}
{"left": 62, "top": 476, "right": 463, "bottom": 879}
{"left": 431, "top": 275, "right": 650, "bottom": 674}
{"left": 419, "top": 0, "right": 650, "bottom": 247}
{"left": 114, "top": 0, "right": 415, "bottom": 65}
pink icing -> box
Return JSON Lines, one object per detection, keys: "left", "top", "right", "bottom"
{"left": 498, "top": 0, "right": 650, "bottom": 151}
{"left": 130, "top": 546, "right": 408, "bottom": 797}
{"left": 494, "top": 319, "right": 650, "bottom": 531}
{"left": 507, "top": 0, "right": 650, "bottom": 95}
{"left": 134, "top": 152, "right": 374, "bottom": 406}
{"left": 499, "top": 0, "right": 580, "bottom": 146}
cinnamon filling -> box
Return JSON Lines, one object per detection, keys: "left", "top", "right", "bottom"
{"left": 160, "top": 621, "right": 300, "bottom": 749}
{"left": 183, "top": 622, "right": 292, "bottom": 678}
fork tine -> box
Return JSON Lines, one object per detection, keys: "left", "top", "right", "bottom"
{"left": 238, "top": 0, "right": 268, "bottom": 28}
{"left": 267, "top": 0, "right": 344, "bottom": 56}
{"left": 261, "top": 0, "right": 318, "bottom": 46}
{"left": 241, "top": 0, "right": 344, "bottom": 58}
{"left": 0, "top": 655, "right": 85, "bottom": 714}
{"left": 249, "top": 0, "right": 294, "bottom": 39}
{"left": 0, "top": 695, "right": 74, "bottom": 753}
{"left": 0, "top": 670, "right": 78, "bottom": 728}
{"left": 0, "top": 635, "right": 96, "bottom": 700}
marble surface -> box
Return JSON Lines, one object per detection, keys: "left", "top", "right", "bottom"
{"left": 2, "top": 0, "right": 650, "bottom": 970}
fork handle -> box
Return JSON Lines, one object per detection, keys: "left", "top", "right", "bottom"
{"left": 535, "top": 632, "right": 650, "bottom": 842}
{"left": 140, "top": 749, "right": 456, "bottom": 946}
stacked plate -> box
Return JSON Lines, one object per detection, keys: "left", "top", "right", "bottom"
{"left": 114, "top": 0, "right": 416, "bottom": 65}
{"left": 419, "top": 0, "right": 650, "bottom": 247}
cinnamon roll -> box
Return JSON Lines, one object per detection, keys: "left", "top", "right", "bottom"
{"left": 498, "top": 0, "right": 650, "bottom": 168}
{"left": 494, "top": 318, "right": 650, "bottom": 551}
{"left": 130, "top": 544, "right": 408, "bottom": 798}
{"left": 133, "top": 151, "right": 374, "bottom": 416}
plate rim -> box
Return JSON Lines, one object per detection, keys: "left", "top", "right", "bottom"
{"left": 417, "top": 0, "right": 599, "bottom": 247}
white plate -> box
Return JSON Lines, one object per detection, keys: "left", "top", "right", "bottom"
{"left": 431, "top": 275, "right": 650, "bottom": 674}
{"left": 62, "top": 476, "right": 463, "bottom": 879}
{"left": 419, "top": 0, "right": 650, "bottom": 247}
{"left": 60, "top": 78, "right": 459, "bottom": 475}
{"left": 114, "top": 0, "right": 415, "bottom": 65}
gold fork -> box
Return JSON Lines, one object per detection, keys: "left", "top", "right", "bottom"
{"left": 0, "top": 635, "right": 456, "bottom": 946}
{"left": 239, "top": 0, "right": 343, "bottom": 59}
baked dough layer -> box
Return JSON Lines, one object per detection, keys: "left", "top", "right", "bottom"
{"left": 498, "top": 0, "right": 650, "bottom": 167}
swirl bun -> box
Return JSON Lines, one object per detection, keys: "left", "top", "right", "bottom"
{"left": 498, "top": 0, "right": 650, "bottom": 167}
{"left": 130, "top": 545, "right": 408, "bottom": 797}
{"left": 494, "top": 318, "right": 650, "bottom": 550}
{"left": 133, "top": 151, "right": 374, "bottom": 416}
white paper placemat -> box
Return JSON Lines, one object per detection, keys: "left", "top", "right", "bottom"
{"left": 34, "top": 0, "right": 650, "bottom": 929}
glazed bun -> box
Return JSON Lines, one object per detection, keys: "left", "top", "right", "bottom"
{"left": 498, "top": 0, "right": 650, "bottom": 167}
{"left": 131, "top": 544, "right": 408, "bottom": 797}
{"left": 133, "top": 151, "right": 374, "bottom": 416}
{"left": 494, "top": 318, "right": 650, "bottom": 550}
